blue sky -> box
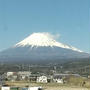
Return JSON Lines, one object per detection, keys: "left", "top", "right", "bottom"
{"left": 0, "top": 0, "right": 90, "bottom": 53}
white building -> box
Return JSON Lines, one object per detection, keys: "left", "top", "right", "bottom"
{"left": 1, "top": 87, "right": 10, "bottom": 90}
{"left": 53, "top": 78, "right": 63, "bottom": 83}
{"left": 37, "top": 76, "right": 47, "bottom": 83}
{"left": 7, "top": 72, "right": 15, "bottom": 77}
{"left": 28, "top": 87, "right": 42, "bottom": 90}
{"left": 18, "top": 71, "right": 31, "bottom": 80}
{"left": 53, "top": 74, "right": 64, "bottom": 84}
{"left": 6, "top": 72, "right": 17, "bottom": 81}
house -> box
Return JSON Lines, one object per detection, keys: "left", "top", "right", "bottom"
{"left": 6, "top": 71, "right": 32, "bottom": 81}
{"left": 53, "top": 75, "right": 64, "bottom": 83}
{"left": 53, "top": 73, "right": 81, "bottom": 84}
{"left": 0, "top": 75, "right": 3, "bottom": 85}
{"left": 29, "top": 74, "right": 40, "bottom": 82}
{"left": 28, "top": 87, "right": 42, "bottom": 90}
{"left": 88, "top": 75, "right": 90, "bottom": 78}
{"left": 8, "top": 75, "right": 18, "bottom": 81}
{"left": 6, "top": 72, "right": 17, "bottom": 81}
{"left": 6, "top": 72, "right": 15, "bottom": 77}
{"left": 18, "top": 71, "right": 31, "bottom": 80}
{"left": 37, "top": 76, "right": 47, "bottom": 83}
{"left": 53, "top": 78, "right": 63, "bottom": 83}
{"left": 1, "top": 87, "right": 10, "bottom": 90}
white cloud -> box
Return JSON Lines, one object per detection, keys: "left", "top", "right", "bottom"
{"left": 31, "top": 32, "right": 61, "bottom": 40}
{"left": 43, "top": 32, "right": 60, "bottom": 40}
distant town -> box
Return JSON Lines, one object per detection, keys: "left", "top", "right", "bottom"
{"left": 0, "top": 55, "right": 89, "bottom": 90}
{"left": 0, "top": 62, "right": 90, "bottom": 87}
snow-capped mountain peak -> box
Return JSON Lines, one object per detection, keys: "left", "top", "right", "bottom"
{"left": 15, "top": 32, "right": 83, "bottom": 52}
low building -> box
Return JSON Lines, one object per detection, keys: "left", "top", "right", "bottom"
{"left": 28, "top": 86, "right": 42, "bottom": 90}
{"left": 7, "top": 75, "right": 17, "bottom": 81}
{"left": 1, "top": 87, "right": 10, "bottom": 90}
{"left": 0, "top": 75, "right": 4, "bottom": 85}
{"left": 18, "top": 71, "right": 31, "bottom": 80}
{"left": 6, "top": 72, "right": 17, "bottom": 81}
{"left": 6, "top": 71, "right": 31, "bottom": 81}
{"left": 53, "top": 75, "right": 64, "bottom": 83}
{"left": 7, "top": 72, "right": 16, "bottom": 77}
{"left": 29, "top": 74, "right": 40, "bottom": 82}
{"left": 53, "top": 78, "right": 63, "bottom": 83}
{"left": 37, "top": 76, "right": 47, "bottom": 83}
{"left": 53, "top": 73, "right": 80, "bottom": 84}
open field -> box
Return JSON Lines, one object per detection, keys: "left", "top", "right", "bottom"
{"left": 44, "top": 86, "right": 89, "bottom": 90}
{"left": 5, "top": 81, "right": 90, "bottom": 90}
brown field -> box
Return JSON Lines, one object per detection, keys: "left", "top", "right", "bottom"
{"left": 4, "top": 81, "right": 90, "bottom": 90}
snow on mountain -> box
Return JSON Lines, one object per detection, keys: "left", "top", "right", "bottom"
{"left": 0, "top": 32, "right": 89, "bottom": 64}
{"left": 14, "top": 33, "right": 82, "bottom": 52}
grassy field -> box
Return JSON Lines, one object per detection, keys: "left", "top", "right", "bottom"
{"left": 4, "top": 81, "right": 90, "bottom": 90}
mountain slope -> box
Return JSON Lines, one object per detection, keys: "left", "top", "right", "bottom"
{"left": 0, "top": 33, "right": 89, "bottom": 64}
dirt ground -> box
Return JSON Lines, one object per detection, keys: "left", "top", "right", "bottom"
{"left": 5, "top": 81, "right": 90, "bottom": 90}
{"left": 44, "top": 86, "right": 89, "bottom": 90}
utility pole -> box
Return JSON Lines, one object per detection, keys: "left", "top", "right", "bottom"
{"left": 29, "top": 65, "right": 31, "bottom": 72}
{"left": 22, "top": 64, "right": 24, "bottom": 71}
{"left": 54, "top": 66, "right": 57, "bottom": 74}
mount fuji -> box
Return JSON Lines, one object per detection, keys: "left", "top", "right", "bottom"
{"left": 0, "top": 33, "right": 89, "bottom": 64}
